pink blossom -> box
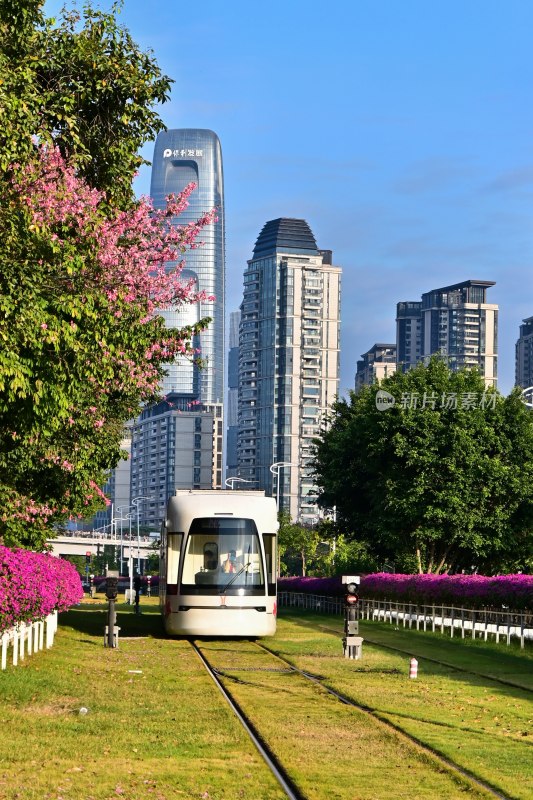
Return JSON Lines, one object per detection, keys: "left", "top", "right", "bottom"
{"left": 0, "top": 546, "right": 83, "bottom": 632}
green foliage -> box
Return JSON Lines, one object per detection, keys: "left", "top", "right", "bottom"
{"left": 0, "top": 0, "right": 171, "bottom": 207}
{"left": 314, "top": 358, "right": 533, "bottom": 573}
{"left": 278, "top": 512, "right": 378, "bottom": 576}
{"left": 278, "top": 511, "right": 319, "bottom": 576}
{"left": 61, "top": 554, "right": 87, "bottom": 578}
{"left": 146, "top": 550, "right": 160, "bottom": 575}
{"left": 0, "top": 2, "right": 211, "bottom": 549}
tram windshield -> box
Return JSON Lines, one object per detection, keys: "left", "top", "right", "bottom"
{"left": 180, "top": 517, "right": 265, "bottom": 594}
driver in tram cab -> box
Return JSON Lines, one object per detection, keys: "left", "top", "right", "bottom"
{"left": 223, "top": 549, "right": 242, "bottom": 573}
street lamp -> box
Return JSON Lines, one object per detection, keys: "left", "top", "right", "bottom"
{"left": 224, "top": 477, "right": 254, "bottom": 490}
{"left": 115, "top": 505, "right": 134, "bottom": 576}
{"left": 269, "top": 462, "right": 297, "bottom": 511}
{"left": 124, "top": 512, "right": 135, "bottom": 602}
{"left": 131, "top": 496, "right": 154, "bottom": 573}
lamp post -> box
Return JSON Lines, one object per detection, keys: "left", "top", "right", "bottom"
{"left": 269, "top": 462, "right": 296, "bottom": 511}
{"left": 131, "top": 496, "right": 154, "bottom": 574}
{"left": 115, "top": 505, "right": 133, "bottom": 576}
{"left": 224, "top": 477, "right": 253, "bottom": 490}
{"left": 127, "top": 512, "right": 134, "bottom": 602}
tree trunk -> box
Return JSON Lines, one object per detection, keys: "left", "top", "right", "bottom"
{"left": 427, "top": 542, "right": 435, "bottom": 574}
{"left": 301, "top": 549, "right": 306, "bottom": 577}
{"left": 416, "top": 545, "right": 423, "bottom": 574}
{"left": 435, "top": 544, "right": 453, "bottom": 575}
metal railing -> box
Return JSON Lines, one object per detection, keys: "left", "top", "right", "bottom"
{"left": 51, "top": 529, "right": 154, "bottom": 544}
{"left": 277, "top": 592, "right": 533, "bottom": 648}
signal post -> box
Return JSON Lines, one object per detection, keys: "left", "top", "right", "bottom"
{"left": 342, "top": 575, "right": 363, "bottom": 659}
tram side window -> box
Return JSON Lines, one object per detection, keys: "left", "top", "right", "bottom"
{"left": 263, "top": 534, "right": 277, "bottom": 595}
{"left": 167, "top": 533, "right": 183, "bottom": 584}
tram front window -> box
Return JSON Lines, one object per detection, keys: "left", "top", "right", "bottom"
{"left": 180, "top": 517, "right": 265, "bottom": 594}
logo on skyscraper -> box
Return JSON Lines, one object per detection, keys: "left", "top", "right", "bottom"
{"left": 163, "top": 148, "right": 204, "bottom": 159}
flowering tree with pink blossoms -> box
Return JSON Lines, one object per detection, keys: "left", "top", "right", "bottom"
{"left": 0, "top": 4, "right": 219, "bottom": 549}
{"left": 0, "top": 146, "right": 215, "bottom": 548}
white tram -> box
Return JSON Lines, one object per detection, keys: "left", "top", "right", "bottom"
{"left": 160, "top": 490, "right": 279, "bottom": 637}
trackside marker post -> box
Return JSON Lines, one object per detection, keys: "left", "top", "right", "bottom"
{"left": 104, "top": 570, "right": 120, "bottom": 648}
{"left": 342, "top": 575, "right": 363, "bottom": 659}
{"left": 409, "top": 657, "right": 418, "bottom": 678}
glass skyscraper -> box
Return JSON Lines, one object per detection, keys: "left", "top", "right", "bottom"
{"left": 237, "top": 218, "right": 341, "bottom": 522}
{"left": 150, "top": 129, "right": 225, "bottom": 404}
{"left": 226, "top": 310, "right": 240, "bottom": 478}
{"left": 129, "top": 130, "right": 225, "bottom": 528}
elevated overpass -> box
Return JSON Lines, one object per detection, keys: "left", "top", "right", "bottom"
{"left": 47, "top": 530, "right": 156, "bottom": 560}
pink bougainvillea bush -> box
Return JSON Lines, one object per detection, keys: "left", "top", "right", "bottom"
{"left": 0, "top": 546, "right": 83, "bottom": 632}
{"left": 278, "top": 574, "right": 533, "bottom": 610}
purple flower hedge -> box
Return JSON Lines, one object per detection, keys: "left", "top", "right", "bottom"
{"left": 0, "top": 546, "right": 83, "bottom": 633}
{"left": 278, "top": 573, "right": 533, "bottom": 611}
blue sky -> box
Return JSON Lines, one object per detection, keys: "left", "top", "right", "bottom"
{"left": 44, "top": 0, "right": 533, "bottom": 395}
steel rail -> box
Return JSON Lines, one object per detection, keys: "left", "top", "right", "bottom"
{"left": 284, "top": 615, "right": 533, "bottom": 694}
{"left": 190, "top": 641, "right": 306, "bottom": 800}
{"left": 256, "top": 641, "right": 513, "bottom": 800}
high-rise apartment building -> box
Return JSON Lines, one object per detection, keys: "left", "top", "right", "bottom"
{"left": 396, "top": 302, "right": 422, "bottom": 371}
{"left": 516, "top": 316, "right": 533, "bottom": 388}
{"left": 396, "top": 280, "right": 498, "bottom": 387}
{"left": 130, "top": 130, "right": 225, "bottom": 527}
{"left": 226, "top": 311, "right": 240, "bottom": 479}
{"left": 130, "top": 398, "right": 223, "bottom": 529}
{"left": 91, "top": 431, "right": 132, "bottom": 533}
{"left": 355, "top": 344, "right": 397, "bottom": 392}
{"left": 237, "top": 218, "right": 341, "bottom": 523}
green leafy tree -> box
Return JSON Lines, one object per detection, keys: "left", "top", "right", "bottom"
{"left": 278, "top": 512, "right": 321, "bottom": 577}
{"left": 0, "top": 3, "right": 215, "bottom": 549}
{"left": 61, "top": 554, "right": 87, "bottom": 579}
{"left": 314, "top": 359, "right": 533, "bottom": 574}
{"left": 0, "top": 1, "right": 171, "bottom": 206}
{"left": 278, "top": 512, "right": 380, "bottom": 577}
{"left": 313, "top": 521, "right": 380, "bottom": 576}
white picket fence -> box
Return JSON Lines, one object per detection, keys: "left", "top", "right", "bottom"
{"left": 1, "top": 611, "right": 58, "bottom": 670}
{"left": 278, "top": 592, "right": 533, "bottom": 648}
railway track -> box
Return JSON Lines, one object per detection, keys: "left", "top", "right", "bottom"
{"left": 284, "top": 615, "right": 533, "bottom": 694}
{"left": 191, "top": 641, "right": 305, "bottom": 800}
{"left": 191, "top": 638, "right": 514, "bottom": 800}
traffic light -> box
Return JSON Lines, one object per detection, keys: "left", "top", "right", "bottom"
{"left": 342, "top": 575, "right": 363, "bottom": 659}
{"left": 105, "top": 576, "right": 118, "bottom": 600}
{"left": 85, "top": 551, "right": 91, "bottom": 565}
{"left": 344, "top": 579, "right": 359, "bottom": 607}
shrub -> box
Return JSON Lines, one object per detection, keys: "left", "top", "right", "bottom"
{"left": 278, "top": 573, "right": 533, "bottom": 610}
{"left": 0, "top": 546, "right": 83, "bottom": 632}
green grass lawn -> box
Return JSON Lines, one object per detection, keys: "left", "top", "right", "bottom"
{"left": 1, "top": 600, "right": 531, "bottom": 800}
{"left": 276, "top": 610, "right": 533, "bottom": 799}
{"left": 0, "top": 599, "right": 286, "bottom": 800}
